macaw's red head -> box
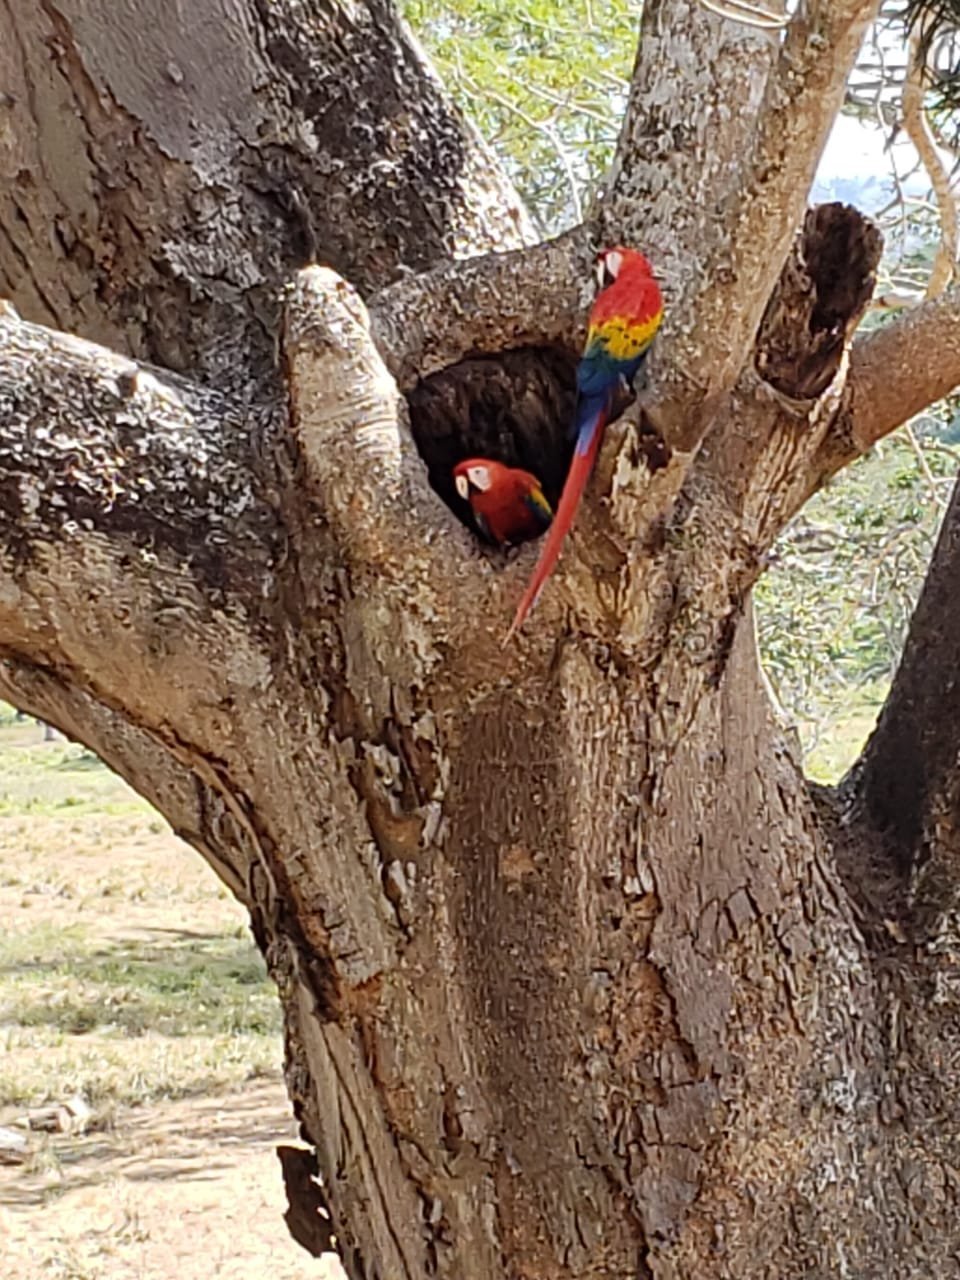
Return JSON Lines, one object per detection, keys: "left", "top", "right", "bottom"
{"left": 594, "top": 246, "right": 655, "bottom": 290}
{"left": 453, "top": 458, "right": 507, "bottom": 500}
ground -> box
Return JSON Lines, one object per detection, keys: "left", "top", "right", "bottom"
{"left": 0, "top": 717, "right": 342, "bottom": 1279}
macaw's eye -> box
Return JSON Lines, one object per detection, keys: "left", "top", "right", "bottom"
{"left": 467, "top": 465, "right": 492, "bottom": 492}
{"left": 454, "top": 474, "right": 470, "bottom": 500}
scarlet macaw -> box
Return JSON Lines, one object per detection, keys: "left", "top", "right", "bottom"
{"left": 453, "top": 458, "right": 553, "bottom": 547}
{"left": 505, "top": 246, "right": 664, "bottom": 641}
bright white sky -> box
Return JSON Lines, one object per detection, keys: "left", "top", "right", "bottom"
{"left": 814, "top": 111, "right": 950, "bottom": 213}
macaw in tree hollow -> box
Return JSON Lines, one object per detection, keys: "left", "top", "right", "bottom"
{"left": 505, "top": 246, "right": 664, "bottom": 642}
{"left": 453, "top": 458, "right": 553, "bottom": 547}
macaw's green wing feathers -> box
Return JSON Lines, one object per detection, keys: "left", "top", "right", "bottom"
{"left": 472, "top": 510, "right": 494, "bottom": 543}
{"left": 523, "top": 486, "right": 553, "bottom": 531}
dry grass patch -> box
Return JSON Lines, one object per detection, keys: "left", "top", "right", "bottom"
{"left": 0, "top": 715, "right": 342, "bottom": 1278}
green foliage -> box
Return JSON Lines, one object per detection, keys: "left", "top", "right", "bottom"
{"left": 401, "top": 0, "right": 640, "bottom": 232}
{"left": 756, "top": 420, "right": 958, "bottom": 770}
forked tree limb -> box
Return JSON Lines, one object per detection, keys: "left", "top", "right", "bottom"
{"left": 602, "top": 0, "right": 880, "bottom": 451}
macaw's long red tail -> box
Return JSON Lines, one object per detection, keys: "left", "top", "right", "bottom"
{"left": 504, "top": 397, "right": 609, "bottom": 644}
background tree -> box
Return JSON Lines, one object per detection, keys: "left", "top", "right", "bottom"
{"left": 3, "top": 3, "right": 960, "bottom": 1279}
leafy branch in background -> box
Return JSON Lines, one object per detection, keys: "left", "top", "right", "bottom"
{"left": 402, "top": 0, "right": 640, "bottom": 233}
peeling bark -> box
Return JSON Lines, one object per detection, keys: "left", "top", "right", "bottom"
{"left": 3, "top": 2, "right": 960, "bottom": 1279}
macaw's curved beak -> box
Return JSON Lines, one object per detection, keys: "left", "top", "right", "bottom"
{"left": 454, "top": 474, "right": 471, "bottom": 500}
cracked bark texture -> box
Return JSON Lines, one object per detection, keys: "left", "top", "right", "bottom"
{"left": 3, "top": 2, "right": 960, "bottom": 1279}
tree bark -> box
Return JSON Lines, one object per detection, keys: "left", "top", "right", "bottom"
{"left": 0, "top": 0, "right": 531, "bottom": 393}
{"left": 3, "top": 3, "right": 960, "bottom": 1279}
{"left": 849, "top": 475, "right": 960, "bottom": 928}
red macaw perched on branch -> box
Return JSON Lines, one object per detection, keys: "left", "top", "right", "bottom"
{"left": 453, "top": 458, "right": 553, "bottom": 547}
{"left": 505, "top": 247, "right": 664, "bottom": 643}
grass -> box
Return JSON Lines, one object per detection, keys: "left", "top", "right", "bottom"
{"left": 0, "top": 711, "right": 282, "bottom": 1116}
{"left": 0, "top": 926, "right": 274, "bottom": 1035}
{"left": 0, "top": 734, "right": 153, "bottom": 816}
{"left": 801, "top": 687, "right": 884, "bottom": 784}
{"left": 0, "top": 710, "right": 341, "bottom": 1279}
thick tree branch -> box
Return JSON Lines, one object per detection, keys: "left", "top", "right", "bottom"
{"left": 605, "top": 0, "right": 879, "bottom": 450}
{"left": 0, "top": 305, "right": 281, "bottom": 599}
{"left": 0, "top": 306, "right": 299, "bottom": 783}
{"left": 835, "top": 286, "right": 960, "bottom": 463}
{"left": 369, "top": 230, "right": 588, "bottom": 391}
{"left": 283, "top": 266, "right": 519, "bottom": 664}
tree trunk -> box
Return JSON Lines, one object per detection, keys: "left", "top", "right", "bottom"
{"left": 3, "top": 2, "right": 960, "bottom": 1278}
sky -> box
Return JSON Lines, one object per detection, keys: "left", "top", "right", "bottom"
{"left": 813, "top": 97, "right": 959, "bottom": 222}
{"left": 814, "top": 113, "right": 930, "bottom": 212}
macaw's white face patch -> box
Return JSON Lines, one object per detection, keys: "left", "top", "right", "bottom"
{"left": 596, "top": 249, "right": 623, "bottom": 289}
{"left": 455, "top": 463, "right": 494, "bottom": 499}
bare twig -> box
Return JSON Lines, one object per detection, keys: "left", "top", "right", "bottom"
{"left": 460, "top": 76, "right": 586, "bottom": 223}
{"left": 901, "top": 28, "right": 958, "bottom": 297}
{"left": 697, "top": 0, "right": 790, "bottom": 28}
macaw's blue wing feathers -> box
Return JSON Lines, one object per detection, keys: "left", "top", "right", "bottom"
{"left": 573, "top": 390, "right": 612, "bottom": 453}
